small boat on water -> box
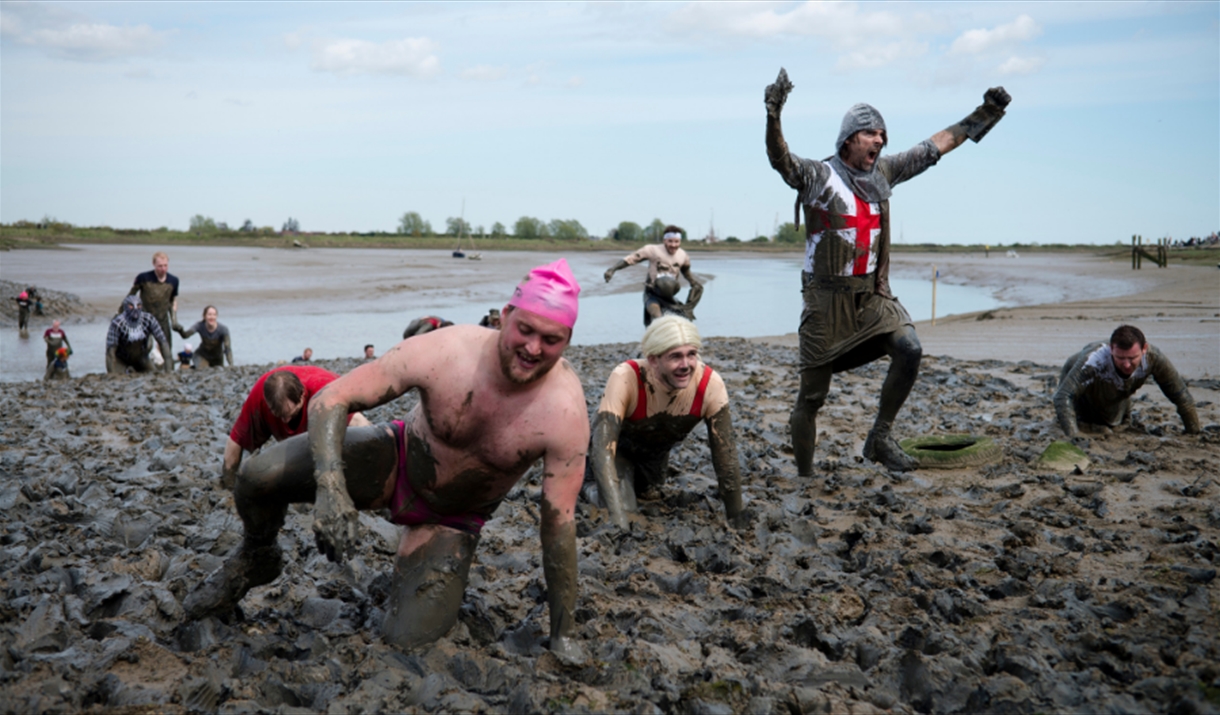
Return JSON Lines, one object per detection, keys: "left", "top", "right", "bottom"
{"left": 452, "top": 199, "right": 482, "bottom": 260}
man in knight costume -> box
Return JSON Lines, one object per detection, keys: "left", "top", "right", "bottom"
{"left": 764, "top": 68, "right": 1011, "bottom": 473}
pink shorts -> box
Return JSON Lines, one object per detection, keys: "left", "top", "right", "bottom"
{"left": 390, "top": 421, "right": 487, "bottom": 535}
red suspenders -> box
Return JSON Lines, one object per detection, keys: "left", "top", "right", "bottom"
{"left": 625, "top": 360, "right": 714, "bottom": 422}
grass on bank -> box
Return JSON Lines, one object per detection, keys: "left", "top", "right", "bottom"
{"left": 3, "top": 224, "right": 1216, "bottom": 264}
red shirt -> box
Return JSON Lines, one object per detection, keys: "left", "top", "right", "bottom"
{"left": 229, "top": 366, "right": 345, "bottom": 452}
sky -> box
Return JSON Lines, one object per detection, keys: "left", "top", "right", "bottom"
{"left": 1, "top": 1, "right": 1217, "bottom": 244}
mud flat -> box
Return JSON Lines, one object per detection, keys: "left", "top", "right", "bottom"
{"left": 2, "top": 336, "right": 1218, "bottom": 714}
{"left": 764, "top": 252, "right": 1220, "bottom": 379}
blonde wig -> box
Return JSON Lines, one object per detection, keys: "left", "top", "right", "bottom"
{"left": 640, "top": 315, "right": 701, "bottom": 358}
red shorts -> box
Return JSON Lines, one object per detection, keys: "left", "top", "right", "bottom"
{"left": 390, "top": 421, "right": 487, "bottom": 535}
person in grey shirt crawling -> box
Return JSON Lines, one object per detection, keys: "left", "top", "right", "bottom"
{"left": 764, "top": 67, "right": 1011, "bottom": 475}
{"left": 1053, "top": 324, "right": 1200, "bottom": 439}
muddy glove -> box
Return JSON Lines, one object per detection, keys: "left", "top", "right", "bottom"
{"left": 765, "top": 68, "right": 794, "bottom": 119}
{"left": 604, "top": 260, "right": 628, "bottom": 283}
{"left": 313, "top": 474, "right": 360, "bottom": 562}
{"left": 960, "top": 86, "right": 1010, "bottom": 143}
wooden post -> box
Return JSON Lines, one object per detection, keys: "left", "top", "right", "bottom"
{"left": 931, "top": 265, "right": 938, "bottom": 326}
{"left": 1132, "top": 235, "right": 1138, "bottom": 270}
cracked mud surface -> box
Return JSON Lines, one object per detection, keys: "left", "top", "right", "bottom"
{"left": 2, "top": 340, "right": 1218, "bottom": 714}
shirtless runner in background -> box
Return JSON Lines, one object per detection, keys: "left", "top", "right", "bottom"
{"left": 185, "top": 260, "right": 589, "bottom": 660}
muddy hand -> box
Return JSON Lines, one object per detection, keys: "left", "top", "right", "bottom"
{"left": 603, "top": 268, "right": 615, "bottom": 283}
{"left": 765, "top": 67, "right": 794, "bottom": 118}
{"left": 313, "top": 483, "right": 360, "bottom": 562}
{"left": 984, "top": 86, "right": 1011, "bottom": 110}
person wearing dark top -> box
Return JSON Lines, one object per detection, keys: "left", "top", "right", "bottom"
{"left": 43, "top": 320, "right": 72, "bottom": 379}
{"left": 177, "top": 305, "right": 233, "bottom": 368}
{"left": 128, "top": 251, "right": 181, "bottom": 353}
{"left": 106, "top": 295, "right": 171, "bottom": 374}
{"left": 14, "top": 291, "right": 31, "bottom": 336}
{"left": 1053, "top": 324, "right": 1199, "bottom": 438}
{"left": 403, "top": 316, "right": 453, "bottom": 339}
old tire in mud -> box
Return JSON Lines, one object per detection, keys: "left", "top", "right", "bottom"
{"left": 899, "top": 434, "right": 1000, "bottom": 469}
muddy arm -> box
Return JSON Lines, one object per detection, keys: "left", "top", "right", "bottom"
{"left": 706, "top": 406, "right": 747, "bottom": 529}
{"left": 590, "top": 412, "right": 629, "bottom": 530}
{"left": 1149, "top": 349, "right": 1201, "bottom": 434}
{"left": 222, "top": 438, "right": 243, "bottom": 490}
{"left": 308, "top": 353, "right": 416, "bottom": 561}
{"left": 223, "top": 333, "right": 234, "bottom": 367}
{"left": 177, "top": 323, "right": 198, "bottom": 339}
{"left": 540, "top": 437, "right": 587, "bottom": 663}
{"left": 764, "top": 68, "right": 806, "bottom": 190}
{"left": 1053, "top": 355, "right": 1089, "bottom": 438}
{"left": 105, "top": 346, "right": 120, "bottom": 374}
{"left": 604, "top": 259, "right": 629, "bottom": 283}
{"left": 931, "top": 87, "right": 1011, "bottom": 155}
{"left": 681, "top": 266, "right": 704, "bottom": 312}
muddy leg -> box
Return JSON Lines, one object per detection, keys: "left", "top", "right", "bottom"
{"left": 383, "top": 525, "right": 479, "bottom": 651}
{"left": 185, "top": 425, "right": 397, "bottom": 619}
{"left": 863, "top": 326, "right": 922, "bottom": 471}
{"left": 790, "top": 366, "right": 832, "bottom": 477}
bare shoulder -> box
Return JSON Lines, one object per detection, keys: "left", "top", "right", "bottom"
{"left": 544, "top": 358, "right": 590, "bottom": 441}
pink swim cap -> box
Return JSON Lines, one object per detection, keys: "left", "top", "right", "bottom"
{"left": 19, "top": 292, "right": 28, "bottom": 299}
{"left": 507, "top": 258, "right": 581, "bottom": 329}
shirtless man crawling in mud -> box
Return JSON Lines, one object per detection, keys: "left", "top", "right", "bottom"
{"left": 185, "top": 259, "right": 589, "bottom": 660}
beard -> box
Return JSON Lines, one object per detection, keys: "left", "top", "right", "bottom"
{"left": 498, "top": 341, "right": 556, "bottom": 385}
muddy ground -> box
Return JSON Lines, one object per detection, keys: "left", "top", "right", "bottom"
{"left": 1, "top": 339, "right": 1218, "bottom": 714}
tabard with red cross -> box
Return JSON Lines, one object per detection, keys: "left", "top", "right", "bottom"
{"left": 803, "top": 164, "right": 883, "bottom": 277}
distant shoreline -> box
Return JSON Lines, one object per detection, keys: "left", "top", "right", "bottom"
{"left": 8, "top": 228, "right": 1211, "bottom": 263}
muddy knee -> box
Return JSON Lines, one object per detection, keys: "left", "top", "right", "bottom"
{"left": 383, "top": 528, "right": 479, "bottom": 651}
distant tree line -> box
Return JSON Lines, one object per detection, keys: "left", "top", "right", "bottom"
{"left": 398, "top": 211, "right": 589, "bottom": 240}
{"left": 188, "top": 215, "right": 291, "bottom": 235}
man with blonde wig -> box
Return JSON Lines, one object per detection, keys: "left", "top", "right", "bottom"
{"left": 587, "top": 316, "right": 747, "bottom": 530}
{"left": 186, "top": 259, "right": 590, "bottom": 661}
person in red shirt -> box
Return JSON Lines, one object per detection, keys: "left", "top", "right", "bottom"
{"left": 222, "top": 366, "right": 369, "bottom": 488}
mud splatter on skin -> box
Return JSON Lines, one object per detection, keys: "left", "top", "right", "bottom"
{"left": 706, "top": 406, "right": 743, "bottom": 519}
{"left": 3, "top": 349, "right": 1217, "bottom": 714}
{"left": 539, "top": 496, "right": 578, "bottom": 654}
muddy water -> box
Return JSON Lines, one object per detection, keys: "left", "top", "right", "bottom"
{"left": 1, "top": 245, "right": 1005, "bottom": 382}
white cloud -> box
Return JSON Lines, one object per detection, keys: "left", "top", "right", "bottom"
{"left": 282, "top": 32, "right": 303, "bottom": 51}
{"left": 668, "top": 2, "right": 934, "bottom": 45}
{"left": 30, "top": 22, "right": 168, "bottom": 61}
{"left": 997, "top": 55, "right": 1045, "bottom": 76}
{"left": 564, "top": 76, "right": 585, "bottom": 89}
{"left": 311, "top": 37, "right": 440, "bottom": 78}
{"left": 950, "top": 14, "right": 1040, "bottom": 55}
{"left": 836, "top": 40, "right": 927, "bottom": 71}
{"left": 665, "top": 1, "right": 942, "bottom": 70}
{"left": 460, "top": 64, "right": 508, "bottom": 82}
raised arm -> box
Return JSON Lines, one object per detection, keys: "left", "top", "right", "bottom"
{"left": 930, "top": 87, "right": 1011, "bottom": 156}
{"left": 539, "top": 392, "right": 589, "bottom": 663}
{"left": 764, "top": 68, "right": 805, "bottom": 190}
{"left": 1148, "top": 348, "right": 1201, "bottom": 434}
{"left": 308, "top": 345, "right": 418, "bottom": 561}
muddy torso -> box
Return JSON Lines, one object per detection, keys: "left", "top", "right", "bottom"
{"left": 804, "top": 165, "right": 887, "bottom": 277}
{"left": 619, "top": 413, "right": 703, "bottom": 462}
{"left": 624, "top": 244, "right": 690, "bottom": 289}
{"left": 403, "top": 357, "right": 583, "bottom": 517}
{"left": 189, "top": 321, "right": 229, "bottom": 363}
{"left": 132, "top": 271, "right": 179, "bottom": 319}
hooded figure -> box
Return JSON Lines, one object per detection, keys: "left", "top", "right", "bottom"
{"left": 106, "top": 295, "right": 172, "bottom": 374}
